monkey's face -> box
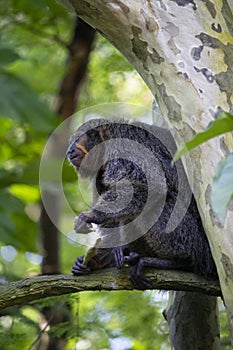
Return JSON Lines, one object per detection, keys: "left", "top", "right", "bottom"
{"left": 66, "top": 133, "right": 88, "bottom": 172}
{"left": 66, "top": 127, "right": 106, "bottom": 178}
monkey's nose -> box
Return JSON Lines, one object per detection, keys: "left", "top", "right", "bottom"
{"left": 66, "top": 142, "right": 81, "bottom": 160}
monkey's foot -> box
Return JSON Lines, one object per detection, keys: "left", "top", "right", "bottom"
{"left": 129, "top": 261, "right": 153, "bottom": 290}
{"left": 124, "top": 253, "right": 153, "bottom": 289}
{"left": 124, "top": 252, "right": 140, "bottom": 265}
{"left": 72, "top": 256, "right": 91, "bottom": 275}
{"left": 126, "top": 256, "right": 193, "bottom": 290}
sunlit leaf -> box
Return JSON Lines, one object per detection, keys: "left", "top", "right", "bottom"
{"left": 174, "top": 112, "right": 233, "bottom": 161}
{"left": 211, "top": 153, "right": 233, "bottom": 219}
{"left": 10, "top": 184, "right": 40, "bottom": 203}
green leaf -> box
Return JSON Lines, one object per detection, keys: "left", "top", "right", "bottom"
{"left": 0, "top": 160, "right": 40, "bottom": 188}
{"left": 20, "top": 160, "right": 40, "bottom": 185}
{"left": 0, "top": 159, "right": 73, "bottom": 188}
{"left": 174, "top": 112, "right": 233, "bottom": 161}
{"left": 0, "top": 70, "right": 57, "bottom": 132}
{"left": 0, "top": 190, "right": 37, "bottom": 251}
{"left": 211, "top": 153, "right": 233, "bottom": 219}
{"left": 12, "top": 0, "right": 50, "bottom": 20}
{"left": 0, "top": 45, "right": 20, "bottom": 66}
{"left": 10, "top": 184, "right": 39, "bottom": 203}
{"left": 0, "top": 190, "right": 24, "bottom": 213}
{"left": 62, "top": 160, "right": 77, "bottom": 182}
{"left": 0, "top": 168, "right": 20, "bottom": 188}
{"left": 0, "top": 212, "right": 18, "bottom": 245}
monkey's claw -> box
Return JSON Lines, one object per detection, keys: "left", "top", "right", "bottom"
{"left": 112, "top": 247, "right": 125, "bottom": 269}
{"left": 127, "top": 256, "right": 153, "bottom": 290}
{"left": 72, "top": 256, "right": 91, "bottom": 275}
{"left": 130, "top": 266, "right": 153, "bottom": 290}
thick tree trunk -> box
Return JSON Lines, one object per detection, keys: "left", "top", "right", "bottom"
{"left": 153, "top": 104, "right": 221, "bottom": 350}
{"left": 164, "top": 292, "right": 220, "bottom": 350}
{"left": 68, "top": 0, "right": 233, "bottom": 341}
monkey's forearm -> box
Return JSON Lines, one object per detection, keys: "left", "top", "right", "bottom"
{"left": 83, "top": 185, "right": 147, "bottom": 225}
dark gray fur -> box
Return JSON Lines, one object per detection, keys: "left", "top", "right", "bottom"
{"left": 67, "top": 118, "right": 217, "bottom": 289}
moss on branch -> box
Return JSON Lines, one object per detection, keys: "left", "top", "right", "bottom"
{"left": 0, "top": 268, "right": 221, "bottom": 310}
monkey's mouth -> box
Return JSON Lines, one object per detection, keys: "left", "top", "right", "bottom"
{"left": 69, "top": 153, "right": 79, "bottom": 161}
{"left": 66, "top": 142, "right": 88, "bottom": 170}
{"left": 69, "top": 155, "right": 81, "bottom": 169}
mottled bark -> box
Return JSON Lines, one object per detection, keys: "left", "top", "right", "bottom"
{"left": 153, "top": 103, "right": 221, "bottom": 350}
{"left": 68, "top": 0, "right": 233, "bottom": 341}
{"left": 164, "top": 292, "right": 220, "bottom": 350}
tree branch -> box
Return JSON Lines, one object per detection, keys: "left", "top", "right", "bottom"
{"left": 0, "top": 269, "right": 220, "bottom": 310}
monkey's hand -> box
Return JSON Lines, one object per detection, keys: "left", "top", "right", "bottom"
{"left": 75, "top": 210, "right": 108, "bottom": 228}
{"left": 90, "top": 184, "right": 147, "bottom": 226}
{"left": 72, "top": 256, "right": 91, "bottom": 275}
{"left": 72, "top": 247, "right": 121, "bottom": 277}
{"left": 75, "top": 181, "right": 147, "bottom": 231}
{"left": 74, "top": 213, "right": 96, "bottom": 233}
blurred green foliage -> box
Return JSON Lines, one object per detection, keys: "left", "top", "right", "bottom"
{"left": 0, "top": 1, "right": 230, "bottom": 349}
